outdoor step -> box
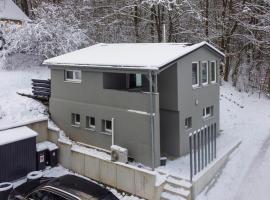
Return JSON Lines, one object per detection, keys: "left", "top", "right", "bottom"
{"left": 164, "top": 183, "right": 191, "bottom": 199}
{"left": 161, "top": 192, "right": 186, "bottom": 200}
{"left": 167, "top": 176, "right": 192, "bottom": 190}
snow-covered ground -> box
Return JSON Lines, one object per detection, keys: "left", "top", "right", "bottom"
{"left": 0, "top": 66, "right": 49, "bottom": 127}
{"left": 197, "top": 83, "right": 270, "bottom": 200}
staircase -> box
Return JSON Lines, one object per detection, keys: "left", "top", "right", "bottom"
{"left": 160, "top": 175, "right": 192, "bottom": 200}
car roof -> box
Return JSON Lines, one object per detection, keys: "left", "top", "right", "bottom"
{"left": 46, "top": 174, "right": 118, "bottom": 200}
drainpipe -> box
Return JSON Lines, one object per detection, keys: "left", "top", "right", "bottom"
{"left": 149, "top": 70, "right": 155, "bottom": 170}
{"left": 112, "top": 118, "right": 115, "bottom": 145}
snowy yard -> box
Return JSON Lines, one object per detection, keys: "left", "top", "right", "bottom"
{"left": 0, "top": 66, "right": 49, "bottom": 127}
{"left": 1, "top": 67, "right": 270, "bottom": 200}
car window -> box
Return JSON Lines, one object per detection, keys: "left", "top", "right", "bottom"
{"left": 27, "top": 190, "right": 67, "bottom": 200}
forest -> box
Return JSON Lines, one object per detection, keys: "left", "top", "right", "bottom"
{"left": 2, "top": 0, "right": 270, "bottom": 94}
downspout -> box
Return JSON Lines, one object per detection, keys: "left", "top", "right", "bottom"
{"left": 112, "top": 118, "right": 115, "bottom": 145}
{"left": 149, "top": 70, "right": 155, "bottom": 170}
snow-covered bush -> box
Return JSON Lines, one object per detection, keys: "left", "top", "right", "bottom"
{"left": 0, "top": 2, "right": 90, "bottom": 66}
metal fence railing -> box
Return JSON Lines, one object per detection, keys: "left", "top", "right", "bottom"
{"left": 189, "top": 123, "right": 217, "bottom": 181}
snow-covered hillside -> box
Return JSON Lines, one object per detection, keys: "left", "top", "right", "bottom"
{"left": 198, "top": 83, "right": 270, "bottom": 200}
{"left": 0, "top": 66, "right": 49, "bottom": 127}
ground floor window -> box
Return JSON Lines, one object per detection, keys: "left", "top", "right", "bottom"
{"left": 86, "top": 116, "right": 95, "bottom": 129}
{"left": 203, "top": 106, "right": 214, "bottom": 118}
{"left": 102, "top": 119, "right": 112, "bottom": 133}
{"left": 185, "top": 117, "right": 192, "bottom": 129}
{"left": 71, "top": 113, "right": 80, "bottom": 127}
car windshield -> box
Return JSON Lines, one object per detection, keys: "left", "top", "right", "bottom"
{"left": 27, "top": 189, "right": 67, "bottom": 200}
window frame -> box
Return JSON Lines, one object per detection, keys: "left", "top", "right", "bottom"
{"left": 210, "top": 61, "right": 217, "bottom": 83}
{"left": 86, "top": 116, "right": 95, "bottom": 129}
{"left": 184, "top": 117, "right": 192, "bottom": 130}
{"left": 65, "top": 70, "right": 82, "bottom": 83}
{"left": 71, "top": 113, "right": 80, "bottom": 127}
{"left": 203, "top": 106, "right": 213, "bottom": 119}
{"left": 192, "top": 62, "right": 200, "bottom": 88}
{"left": 104, "top": 120, "right": 112, "bottom": 133}
{"left": 201, "top": 61, "right": 209, "bottom": 86}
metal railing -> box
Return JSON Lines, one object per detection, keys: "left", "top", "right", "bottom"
{"left": 189, "top": 123, "right": 217, "bottom": 181}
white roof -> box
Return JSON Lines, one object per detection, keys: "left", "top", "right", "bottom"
{"left": 0, "top": 0, "right": 30, "bottom": 21}
{"left": 0, "top": 126, "right": 37, "bottom": 146}
{"left": 43, "top": 41, "right": 224, "bottom": 71}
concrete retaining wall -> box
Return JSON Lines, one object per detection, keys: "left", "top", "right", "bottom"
{"left": 192, "top": 140, "right": 241, "bottom": 198}
{"left": 58, "top": 140, "right": 161, "bottom": 200}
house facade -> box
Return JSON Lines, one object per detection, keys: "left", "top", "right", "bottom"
{"left": 44, "top": 42, "right": 224, "bottom": 168}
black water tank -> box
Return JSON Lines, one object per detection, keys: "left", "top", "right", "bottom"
{"left": 36, "top": 149, "right": 47, "bottom": 171}
{"left": 46, "top": 147, "right": 59, "bottom": 167}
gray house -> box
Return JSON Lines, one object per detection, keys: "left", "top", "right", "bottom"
{"left": 43, "top": 42, "right": 224, "bottom": 168}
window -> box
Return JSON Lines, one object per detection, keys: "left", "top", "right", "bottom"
{"left": 192, "top": 62, "right": 199, "bottom": 87}
{"left": 201, "top": 61, "right": 208, "bottom": 85}
{"left": 65, "top": 70, "right": 81, "bottom": 82}
{"left": 185, "top": 117, "right": 192, "bottom": 129}
{"left": 210, "top": 61, "right": 217, "bottom": 83}
{"left": 103, "top": 120, "right": 112, "bottom": 133}
{"left": 203, "top": 106, "right": 214, "bottom": 118}
{"left": 86, "top": 116, "right": 95, "bottom": 129}
{"left": 127, "top": 74, "right": 142, "bottom": 88}
{"left": 71, "top": 113, "right": 80, "bottom": 127}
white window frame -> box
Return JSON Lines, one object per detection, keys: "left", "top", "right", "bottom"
{"left": 192, "top": 62, "right": 199, "bottom": 87}
{"left": 185, "top": 117, "right": 192, "bottom": 130}
{"left": 135, "top": 74, "right": 142, "bottom": 87}
{"left": 104, "top": 120, "right": 112, "bottom": 133}
{"left": 203, "top": 106, "right": 213, "bottom": 119}
{"left": 201, "top": 61, "right": 209, "bottom": 86}
{"left": 86, "top": 116, "right": 95, "bottom": 129}
{"left": 72, "top": 113, "right": 80, "bottom": 127}
{"left": 210, "top": 61, "right": 217, "bottom": 83}
{"left": 65, "top": 70, "right": 82, "bottom": 82}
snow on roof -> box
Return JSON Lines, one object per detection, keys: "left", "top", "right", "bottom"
{"left": 0, "top": 0, "right": 30, "bottom": 22}
{"left": 0, "top": 126, "right": 37, "bottom": 146}
{"left": 43, "top": 41, "right": 224, "bottom": 71}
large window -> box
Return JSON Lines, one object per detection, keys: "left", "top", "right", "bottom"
{"left": 201, "top": 62, "right": 208, "bottom": 85}
{"left": 210, "top": 61, "right": 217, "bottom": 83}
{"left": 128, "top": 74, "right": 142, "bottom": 88}
{"left": 86, "top": 116, "right": 95, "bottom": 129}
{"left": 192, "top": 62, "right": 199, "bottom": 87}
{"left": 65, "top": 70, "right": 81, "bottom": 82}
{"left": 203, "top": 106, "right": 214, "bottom": 118}
{"left": 71, "top": 113, "right": 80, "bottom": 127}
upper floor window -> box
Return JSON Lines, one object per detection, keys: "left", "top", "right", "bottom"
{"left": 210, "top": 61, "right": 217, "bottom": 83}
{"left": 65, "top": 70, "right": 81, "bottom": 82}
{"left": 192, "top": 62, "right": 199, "bottom": 87}
{"left": 201, "top": 61, "right": 208, "bottom": 85}
{"left": 203, "top": 106, "right": 213, "bottom": 118}
{"left": 71, "top": 113, "right": 80, "bottom": 127}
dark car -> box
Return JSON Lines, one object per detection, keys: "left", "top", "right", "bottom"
{"left": 8, "top": 174, "right": 119, "bottom": 200}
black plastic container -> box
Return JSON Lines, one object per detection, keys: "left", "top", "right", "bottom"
{"left": 36, "top": 149, "right": 47, "bottom": 170}
{"left": 160, "top": 157, "right": 167, "bottom": 166}
{"left": 46, "top": 147, "right": 59, "bottom": 167}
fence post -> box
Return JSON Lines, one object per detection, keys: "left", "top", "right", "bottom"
{"left": 204, "top": 126, "right": 207, "bottom": 167}
{"left": 193, "top": 131, "right": 197, "bottom": 175}
{"left": 197, "top": 129, "right": 201, "bottom": 172}
{"left": 189, "top": 133, "right": 193, "bottom": 181}
{"left": 214, "top": 123, "right": 217, "bottom": 158}
{"left": 201, "top": 129, "right": 204, "bottom": 170}
{"left": 207, "top": 126, "right": 211, "bottom": 164}
{"left": 211, "top": 124, "right": 214, "bottom": 161}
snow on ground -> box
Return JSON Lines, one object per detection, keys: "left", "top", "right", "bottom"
{"left": 0, "top": 65, "right": 49, "bottom": 127}
{"left": 197, "top": 82, "right": 270, "bottom": 200}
